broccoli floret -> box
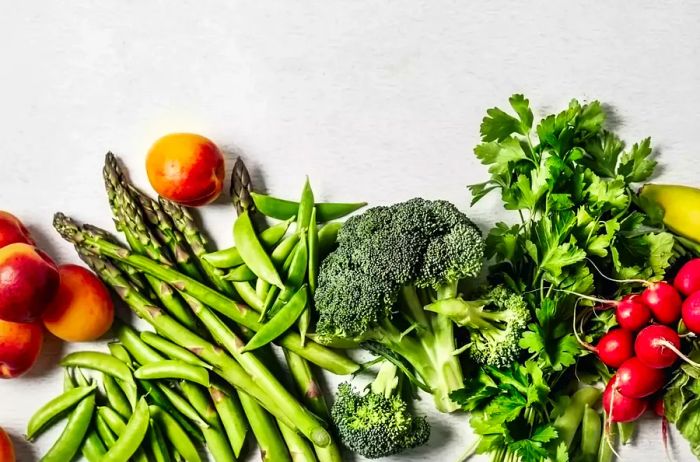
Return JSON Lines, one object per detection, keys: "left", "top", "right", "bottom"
{"left": 315, "top": 198, "right": 486, "bottom": 412}
{"left": 331, "top": 362, "right": 430, "bottom": 458}
{"left": 425, "top": 285, "right": 529, "bottom": 368}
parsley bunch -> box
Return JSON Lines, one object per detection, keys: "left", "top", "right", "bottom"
{"left": 452, "top": 95, "right": 675, "bottom": 461}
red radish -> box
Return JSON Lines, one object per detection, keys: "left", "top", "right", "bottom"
{"left": 592, "top": 329, "right": 635, "bottom": 368}
{"left": 635, "top": 323, "right": 700, "bottom": 369}
{"left": 682, "top": 292, "right": 700, "bottom": 334}
{"left": 653, "top": 397, "right": 665, "bottom": 417}
{"left": 615, "top": 357, "right": 666, "bottom": 398}
{"left": 615, "top": 296, "right": 651, "bottom": 332}
{"left": 674, "top": 258, "right": 700, "bottom": 296}
{"left": 641, "top": 282, "right": 682, "bottom": 325}
{"left": 603, "top": 375, "right": 648, "bottom": 422}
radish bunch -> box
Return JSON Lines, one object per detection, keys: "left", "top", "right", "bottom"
{"left": 586, "top": 259, "right": 700, "bottom": 423}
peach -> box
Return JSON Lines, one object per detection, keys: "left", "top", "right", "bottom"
{"left": 0, "top": 211, "right": 33, "bottom": 249}
{"left": 0, "top": 318, "right": 42, "bottom": 379}
{"left": 0, "top": 425, "right": 15, "bottom": 461}
{"left": 43, "top": 264, "right": 114, "bottom": 342}
{"left": 146, "top": 133, "right": 225, "bottom": 206}
{"left": 0, "top": 243, "right": 59, "bottom": 323}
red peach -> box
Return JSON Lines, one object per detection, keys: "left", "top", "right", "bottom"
{"left": 0, "top": 211, "right": 33, "bottom": 249}
{"left": 43, "top": 265, "right": 114, "bottom": 342}
{"left": 0, "top": 318, "right": 42, "bottom": 379}
{"left": 0, "top": 243, "right": 60, "bottom": 323}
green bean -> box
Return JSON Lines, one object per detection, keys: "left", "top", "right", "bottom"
{"left": 60, "top": 352, "right": 133, "bottom": 384}
{"left": 81, "top": 428, "right": 108, "bottom": 462}
{"left": 244, "top": 285, "right": 308, "bottom": 351}
{"left": 296, "top": 178, "right": 315, "bottom": 231}
{"left": 103, "top": 397, "right": 150, "bottom": 462}
{"left": 147, "top": 419, "right": 172, "bottom": 462}
{"left": 234, "top": 210, "right": 284, "bottom": 288}
{"left": 27, "top": 384, "right": 97, "bottom": 440}
{"left": 581, "top": 405, "right": 601, "bottom": 461}
{"left": 307, "top": 207, "right": 319, "bottom": 295}
{"left": 150, "top": 405, "right": 203, "bottom": 462}
{"left": 138, "top": 380, "right": 205, "bottom": 443}
{"left": 155, "top": 383, "right": 210, "bottom": 429}
{"left": 279, "top": 421, "right": 318, "bottom": 462}
{"left": 103, "top": 374, "right": 132, "bottom": 419}
{"left": 317, "top": 222, "right": 342, "bottom": 258}
{"left": 135, "top": 361, "right": 210, "bottom": 386}
{"left": 209, "top": 385, "right": 248, "bottom": 458}
{"left": 250, "top": 192, "right": 366, "bottom": 222}
{"left": 107, "top": 342, "right": 133, "bottom": 367}
{"left": 116, "top": 323, "right": 165, "bottom": 365}
{"left": 96, "top": 415, "right": 118, "bottom": 448}
{"left": 202, "top": 217, "right": 294, "bottom": 269}
{"left": 40, "top": 394, "right": 95, "bottom": 462}
{"left": 223, "top": 264, "right": 257, "bottom": 281}
{"left": 140, "top": 331, "right": 212, "bottom": 369}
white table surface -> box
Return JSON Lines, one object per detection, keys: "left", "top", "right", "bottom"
{"left": 1, "top": 1, "right": 699, "bottom": 460}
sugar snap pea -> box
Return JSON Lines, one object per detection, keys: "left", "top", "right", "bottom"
{"left": 138, "top": 380, "right": 205, "bottom": 443}
{"left": 98, "top": 406, "right": 128, "bottom": 434}
{"left": 234, "top": 210, "right": 284, "bottom": 288}
{"left": 202, "top": 426, "right": 236, "bottom": 462}
{"left": 317, "top": 222, "right": 342, "bottom": 258}
{"left": 209, "top": 385, "right": 248, "bottom": 458}
{"left": 60, "top": 352, "right": 133, "bottom": 384}
{"left": 251, "top": 191, "right": 366, "bottom": 222}
{"left": 202, "top": 216, "right": 294, "bottom": 269}
{"left": 147, "top": 420, "right": 172, "bottom": 462}
{"left": 103, "top": 373, "right": 132, "bottom": 419}
{"left": 102, "top": 397, "right": 150, "bottom": 462}
{"left": 135, "top": 360, "right": 210, "bottom": 386}
{"left": 116, "top": 323, "right": 164, "bottom": 365}
{"left": 223, "top": 264, "right": 257, "bottom": 282}
{"left": 296, "top": 178, "right": 315, "bottom": 231}
{"left": 581, "top": 405, "right": 601, "bottom": 460}
{"left": 81, "top": 428, "right": 107, "bottom": 462}
{"left": 107, "top": 342, "right": 133, "bottom": 367}
{"left": 150, "top": 405, "right": 202, "bottom": 462}
{"left": 244, "top": 285, "right": 309, "bottom": 351}
{"left": 140, "top": 331, "right": 212, "bottom": 369}
{"left": 27, "top": 384, "right": 97, "bottom": 440}
{"left": 155, "top": 383, "right": 210, "bottom": 429}
{"left": 63, "top": 369, "right": 75, "bottom": 391}
{"left": 40, "top": 394, "right": 95, "bottom": 462}
{"left": 96, "top": 415, "right": 118, "bottom": 448}
{"left": 272, "top": 233, "right": 300, "bottom": 266}
{"left": 307, "top": 207, "right": 319, "bottom": 295}
{"left": 74, "top": 367, "right": 91, "bottom": 387}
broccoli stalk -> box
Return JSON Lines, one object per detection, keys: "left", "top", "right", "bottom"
{"left": 315, "top": 198, "right": 485, "bottom": 412}
{"left": 331, "top": 361, "right": 430, "bottom": 458}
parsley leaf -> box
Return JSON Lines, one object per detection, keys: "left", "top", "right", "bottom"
{"left": 618, "top": 137, "right": 656, "bottom": 182}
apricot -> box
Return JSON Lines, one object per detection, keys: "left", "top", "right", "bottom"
{"left": 146, "top": 133, "right": 225, "bottom": 206}
{"left": 0, "top": 425, "right": 14, "bottom": 461}
{"left": 0, "top": 318, "right": 42, "bottom": 378}
{"left": 0, "top": 211, "right": 33, "bottom": 249}
{"left": 0, "top": 243, "right": 60, "bottom": 323}
{"left": 43, "top": 265, "right": 114, "bottom": 342}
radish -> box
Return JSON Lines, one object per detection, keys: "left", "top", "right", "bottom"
{"left": 615, "top": 295, "right": 651, "bottom": 332}
{"left": 641, "top": 282, "right": 682, "bottom": 325}
{"left": 581, "top": 329, "right": 634, "bottom": 368}
{"left": 615, "top": 357, "right": 666, "bottom": 398}
{"left": 682, "top": 291, "right": 700, "bottom": 334}
{"left": 635, "top": 323, "right": 700, "bottom": 369}
{"left": 653, "top": 397, "right": 665, "bottom": 417}
{"left": 603, "top": 375, "right": 648, "bottom": 422}
{"left": 674, "top": 258, "right": 700, "bottom": 296}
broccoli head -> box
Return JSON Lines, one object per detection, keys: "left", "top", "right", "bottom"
{"left": 331, "top": 363, "right": 430, "bottom": 458}
{"left": 425, "top": 285, "right": 529, "bottom": 368}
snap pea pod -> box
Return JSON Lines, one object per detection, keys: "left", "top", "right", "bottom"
{"left": 147, "top": 419, "right": 172, "bottom": 462}
{"left": 99, "top": 406, "right": 150, "bottom": 462}
{"left": 40, "top": 394, "right": 95, "bottom": 462}
{"left": 116, "top": 323, "right": 165, "bottom": 365}
{"left": 209, "top": 385, "right": 248, "bottom": 458}
{"left": 140, "top": 331, "right": 212, "bottom": 369}
{"left": 135, "top": 361, "right": 210, "bottom": 386}
{"left": 107, "top": 342, "right": 133, "bottom": 367}
{"left": 63, "top": 369, "right": 75, "bottom": 391}
{"left": 60, "top": 352, "right": 133, "bottom": 384}
{"left": 263, "top": 237, "right": 306, "bottom": 320}
{"left": 103, "top": 397, "right": 150, "bottom": 462}
{"left": 296, "top": 178, "right": 315, "bottom": 231}
{"left": 138, "top": 379, "right": 205, "bottom": 443}
{"left": 223, "top": 264, "right": 257, "bottom": 282}
{"left": 96, "top": 415, "right": 118, "bottom": 448}
{"left": 317, "top": 222, "right": 342, "bottom": 258}
{"left": 150, "top": 405, "right": 203, "bottom": 462}
{"left": 155, "top": 383, "right": 210, "bottom": 429}
{"left": 27, "top": 384, "right": 97, "bottom": 440}
{"left": 244, "top": 285, "right": 309, "bottom": 351}
{"left": 81, "top": 428, "right": 108, "bottom": 462}
{"left": 581, "top": 405, "right": 601, "bottom": 462}
{"left": 234, "top": 210, "right": 284, "bottom": 288}
{"left": 597, "top": 418, "right": 616, "bottom": 462}
{"left": 202, "top": 217, "right": 294, "bottom": 269}
{"left": 272, "top": 233, "right": 301, "bottom": 266}
{"left": 74, "top": 368, "right": 91, "bottom": 387}
{"left": 307, "top": 207, "right": 319, "bottom": 295}
{"left": 250, "top": 191, "right": 366, "bottom": 222}
{"left": 103, "top": 373, "right": 132, "bottom": 419}
{"left": 233, "top": 281, "right": 264, "bottom": 311}
{"left": 553, "top": 387, "right": 601, "bottom": 448}
{"left": 618, "top": 422, "right": 636, "bottom": 445}
{"left": 256, "top": 277, "right": 270, "bottom": 302}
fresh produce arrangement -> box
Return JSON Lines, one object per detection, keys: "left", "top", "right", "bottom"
{"left": 5, "top": 94, "right": 700, "bottom": 462}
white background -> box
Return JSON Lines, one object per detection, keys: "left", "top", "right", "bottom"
{"left": 1, "top": 1, "right": 699, "bottom": 460}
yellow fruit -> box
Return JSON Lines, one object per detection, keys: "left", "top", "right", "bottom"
{"left": 639, "top": 184, "right": 700, "bottom": 242}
